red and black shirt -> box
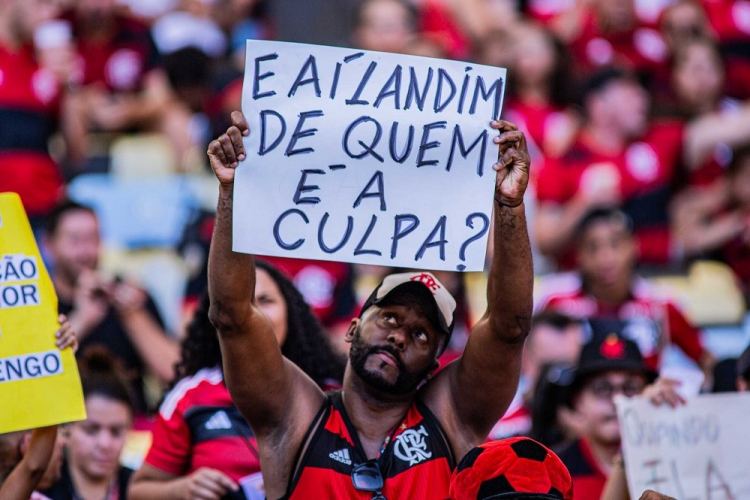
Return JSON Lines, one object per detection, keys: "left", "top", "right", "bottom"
{"left": 536, "top": 272, "right": 706, "bottom": 370}
{"left": 0, "top": 44, "right": 63, "bottom": 216}
{"left": 283, "top": 391, "right": 455, "bottom": 499}
{"left": 555, "top": 438, "right": 607, "bottom": 500}
{"left": 145, "top": 368, "right": 263, "bottom": 493}
{"left": 536, "top": 122, "right": 684, "bottom": 266}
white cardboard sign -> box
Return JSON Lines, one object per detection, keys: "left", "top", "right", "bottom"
{"left": 616, "top": 393, "right": 750, "bottom": 499}
{"left": 234, "top": 40, "right": 506, "bottom": 271}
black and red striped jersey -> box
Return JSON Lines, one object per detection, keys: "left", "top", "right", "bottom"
{"left": 283, "top": 391, "right": 455, "bottom": 499}
{"left": 0, "top": 44, "right": 63, "bottom": 217}
{"left": 145, "top": 368, "right": 263, "bottom": 493}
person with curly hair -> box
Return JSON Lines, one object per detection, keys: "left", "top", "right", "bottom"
{"left": 129, "top": 259, "right": 345, "bottom": 500}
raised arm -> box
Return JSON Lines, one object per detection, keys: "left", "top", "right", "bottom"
{"left": 429, "top": 121, "right": 533, "bottom": 446}
{"left": 683, "top": 103, "right": 750, "bottom": 171}
{"left": 206, "top": 112, "right": 323, "bottom": 435}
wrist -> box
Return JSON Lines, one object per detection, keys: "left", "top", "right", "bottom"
{"left": 496, "top": 197, "right": 524, "bottom": 209}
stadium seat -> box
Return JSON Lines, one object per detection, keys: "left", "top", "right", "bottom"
{"left": 110, "top": 133, "right": 176, "bottom": 178}
{"left": 67, "top": 173, "right": 199, "bottom": 249}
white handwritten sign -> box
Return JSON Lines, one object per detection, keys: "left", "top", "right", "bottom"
{"left": 234, "top": 40, "right": 506, "bottom": 271}
{"left": 616, "top": 393, "right": 750, "bottom": 499}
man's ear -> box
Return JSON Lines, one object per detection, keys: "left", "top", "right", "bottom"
{"left": 344, "top": 318, "right": 360, "bottom": 343}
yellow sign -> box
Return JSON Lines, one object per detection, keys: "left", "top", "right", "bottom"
{"left": 0, "top": 193, "right": 86, "bottom": 433}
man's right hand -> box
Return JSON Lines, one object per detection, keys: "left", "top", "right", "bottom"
{"left": 207, "top": 111, "right": 249, "bottom": 187}
{"left": 178, "top": 467, "right": 239, "bottom": 500}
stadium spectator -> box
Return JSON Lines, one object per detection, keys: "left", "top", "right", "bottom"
{"left": 671, "top": 146, "right": 750, "bottom": 294}
{"left": 536, "top": 208, "right": 715, "bottom": 376}
{"left": 353, "top": 0, "right": 417, "bottom": 54}
{"left": 529, "top": 362, "right": 580, "bottom": 449}
{"left": 262, "top": 257, "right": 359, "bottom": 334}
{"left": 535, "top": 67, "right": 684, "bottom": 267}
{"left": 489, "top": 312, "right": 583, "bottom": 440}
{"left": 554, "top": 0, "right": 668, "bottom": 77}
{"left": 556, "top": 333, "right": 683, "bottom": 500}
{"left": 0, "top": 0, "right": 74, "bottom": 222}
{"left": 266, "top": 0, "right": 364, "bottom": 47}
{"left": 702, "top": 0, "right": 750, "bottom": 100}
{"left": 504, "top": 23, "right": 578, "bottom": 167}
{"left": 0, "top": 318, "right": 77, "bottom": 500}
{"left": 61, "top": 0, "right": 172, "bottom": 166}
{"left": 41, "top": 349, "right": 135, "bottom": 500}
{"left": 43, "top": 200, "right": 179, "bottom": 414}
{"left": 666, "top": 38, "right": 750, "bottom": 188}
{"left": 129, "top": 268, "right": 346, "bottom": 500}
{"left": 205, "top": 112, "right": 532, "bottom": 498}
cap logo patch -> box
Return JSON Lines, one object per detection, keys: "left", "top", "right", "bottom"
{"left": 600, "top": 334, "right": 625, "bottom": 359}
{"left": 410, "top": 273, "right": 440, "bottom": 293}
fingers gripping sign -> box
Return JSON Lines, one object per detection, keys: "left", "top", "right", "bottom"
{"left": 491, "top": 120, "right": 530, "bottom": 209}
{"left": 208, "top": 111, "right": 250, "bottom": 187}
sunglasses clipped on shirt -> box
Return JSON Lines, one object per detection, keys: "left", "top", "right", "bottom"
{"left": 351, "top": 460, "right": 387, "bottom": 500}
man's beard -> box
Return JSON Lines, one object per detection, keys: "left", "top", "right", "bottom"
{"left": 349, "top": 327, "right": 433, "bottom": 395}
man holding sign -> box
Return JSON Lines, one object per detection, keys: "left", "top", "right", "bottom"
{"left": 206, "top": 96, "right": 531, "bottom": 499}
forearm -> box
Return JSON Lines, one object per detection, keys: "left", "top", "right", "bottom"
{"left": 66, "top": 310, "right": 97, "bottom": 342}
{"left": 0, "top": 426, "right": 58, "bottom": 499}
{"left": 600, "top": 459, "right": 630, "bottom": 500}
{"left": 487, "top": 202, "right": 534, "bottom": 341}
{"left": 207, "top": 185, "right": 256, "bottom": 332}
{"left": 121, "top": 312, "right": 180, "bottom": 383}
{"left": 684, "top": 104, "right": 750, "bottom": 170}
{"left": 677, "top": 211, "right": 743, "bottom": 256}
{"left": 536, "top": 197, "right": 590, "bottom": 256}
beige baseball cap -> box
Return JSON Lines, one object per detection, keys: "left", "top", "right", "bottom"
{"left": 360, "top": 272, "right": 457, "bottom": 347}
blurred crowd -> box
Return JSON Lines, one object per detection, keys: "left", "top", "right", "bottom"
{"left": 2, "top": 0, "right": 750, "bottom": 499}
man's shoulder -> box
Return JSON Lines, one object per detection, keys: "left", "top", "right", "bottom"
{"left": 159, "top": 367, "right": 225, "bottom": 420}
{"left": 535, "top": 272, "right": 585, "bottom": 311}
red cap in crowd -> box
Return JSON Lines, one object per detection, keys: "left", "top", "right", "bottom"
{"left": 449, "top": 437, "right": 573, "bottom": 500}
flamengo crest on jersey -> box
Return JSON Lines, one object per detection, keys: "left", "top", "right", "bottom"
{"left": 393, "top": 425, "right": 433, "bottom": 466}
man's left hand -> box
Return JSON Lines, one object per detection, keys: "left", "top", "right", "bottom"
{"left": 491, "top": 120, "right": 530, "bottom": 208}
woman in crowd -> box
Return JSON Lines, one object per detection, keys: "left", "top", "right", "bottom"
{"left": 0, "top": 317, "right": 77, "bottom": 500}
{"left": 504, "top": 22, "right": 578, "bottom": 167}
{"left": 129, "top": 259, "right": 346, "bottom": 500}
{"left": 41, "top": 348, "right": 135, "bottom": 500}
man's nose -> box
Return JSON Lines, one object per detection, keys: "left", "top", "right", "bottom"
{"left": 387, "top": 328, "right": 407, "bottom": 350}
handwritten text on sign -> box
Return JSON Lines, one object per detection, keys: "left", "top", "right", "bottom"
{"left": 616, "top": 393, "right": 750, "bottom": 500}
{"left": 234, "top": 41, "right": 506, "bottom": 271}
